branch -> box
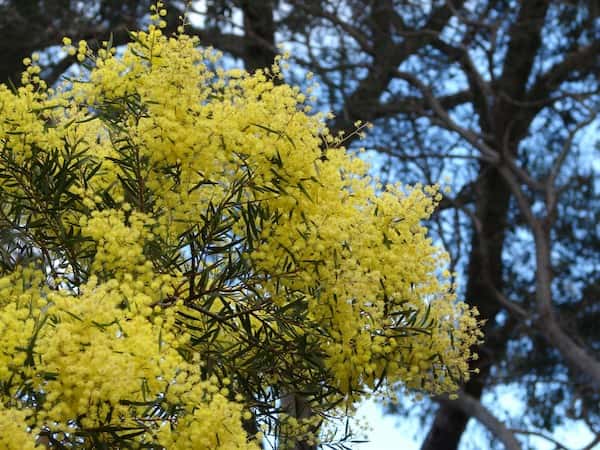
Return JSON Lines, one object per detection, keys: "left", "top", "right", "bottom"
{"left": 430, "top": 37, "right": 494, "bottom": 132}
{"left": 526, "top": 41, "right": 600, "bottom": 107}
{"left": 392, "top": 69, "right": 499, "bottom": 162}
{"left": 547, "top": 112, "right": 597, "bottom": 191}
{"left": 373, "top": 146, "right": 481, "bottom": 161}
{"left": 489, "top": 287, "right": 530, "bottom": 322}
{"left": 495, "top": 1, "right": 550, "bottom": 103}
{"left": 500, "top": 122, "right": 546, "bottom": 192}
{"left": 508, "top": 429, "right": 568, "bottom": 450}
{"left": 581, "top": 433, "right": 600, "bottom": 450}
{"left": 289, "top": 2, "right": 372, "bottom": 51}
{"left": 330, "top": 0, "right": 466, "bottom": 136}
{"left": 439, "top": 391, "right": 522, "bottom": 450}
{"left": 506, "top": 38, "right": 600, "bottom": 140}
{"left": 374, "top": 89, "right": 473, "bottom": 118}
{"left": 497, "top": 165, "right": 600, "bottom": 388}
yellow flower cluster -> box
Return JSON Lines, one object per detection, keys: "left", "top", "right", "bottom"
{"left": 80, "top": 209, "right": 154, "bottom": 278}
{"left": 0, "top": 408, "right": 37, "bottom": 450}
{"left": 0, "top": 3, "right": 480, "bottom": 447}
{"left": 0, "top": 269, "right": 257, "bottom": 448}
{"left": 0, "top": 84, "right": 61, "bottom": 162}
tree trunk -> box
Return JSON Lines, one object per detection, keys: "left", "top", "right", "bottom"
{"left": 239, "top": 0, "right": 277, "bottom": 73}
{"left": 421, "top": 166, "right": 512, "bottom": 450}
{"left": 281, "top": 392, "right": 316, "bottom": 450}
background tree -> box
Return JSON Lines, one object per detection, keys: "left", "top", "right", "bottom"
{"left": 1, "top": 1, "right": 599, "bottom": 449}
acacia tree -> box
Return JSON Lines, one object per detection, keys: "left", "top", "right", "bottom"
{"left": 1, "top": 1, "right": 598, "bottom": 449}
{"left": 0, "top": 6, "right": 480, "bottom": 449}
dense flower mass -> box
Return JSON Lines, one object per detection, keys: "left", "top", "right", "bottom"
{"left": 0, "top": 3, "right": 480, "bottom": 448}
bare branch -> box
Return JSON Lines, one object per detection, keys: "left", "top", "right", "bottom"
{"left": 581, "top": 433, "right": 600, "bottom": 450}
{"left": 509, "top": 428, "right": 569, "bottom": 450}
{"left": 497, "top": 165, "right": 600, "bottom": 387}
{"left": 290, "top": 2, "right": 372, "bottom": 51}
{"left": 526, "top": 41, "right": 600, "bottom": 106}
{"left": 489, "top": 287, "right": 530, "bottom": 322}
{"left": 439, "top": 391, "right": 522, "bottom": 450}
{"left": 430, "top": 38, "right": 494, "bottom": 132}
{"left": 393, "top": 69, "right": 499, "bottom": 162}
{"left": 547, "top": 112, "right": 597, "bottom": 190}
